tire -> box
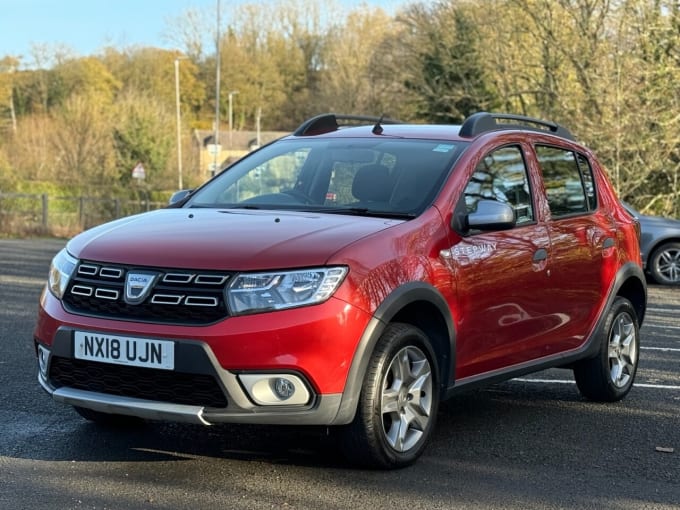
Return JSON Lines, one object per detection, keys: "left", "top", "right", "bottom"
{"left": 573, "top": 297, "right": 640, "bottom": 402}
{"left": 340, "top": 323, "right": 439, "bottom": 469}
{"left": 74, "top": 406, "right": 144, "bottom": 426}
{"left": 648, "top": 242, "right": 680, "bottom": 285}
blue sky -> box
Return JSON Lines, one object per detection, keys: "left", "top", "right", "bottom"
{"left": 0, "top": 0, "right": 405, "bottom": 66}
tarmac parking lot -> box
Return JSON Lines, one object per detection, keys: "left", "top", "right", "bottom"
{"left": 0, "top": 238, "right": 678, "bottom": 510}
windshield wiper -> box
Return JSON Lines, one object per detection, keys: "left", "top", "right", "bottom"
{"left": 188, "top": 204, "right": 262, "bottom": 210}
{"left": 190, "top": 203, "right": 414, "bottom": 219}
{"left": 319, "top": 207, "right": 416, "bottom": 219}
{"left": 226, "top": 204, "right": 262, "bottom": 210}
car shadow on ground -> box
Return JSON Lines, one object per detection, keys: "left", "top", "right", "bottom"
{"left": 6, "top": 382, "right": 590, "bottom": 469}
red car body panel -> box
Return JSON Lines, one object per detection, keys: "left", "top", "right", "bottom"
{"left": 37, "top": 288, "right": 372, "bottom": 394}
{"left": 67, "top": 208, "right": 402, "bottom": 270}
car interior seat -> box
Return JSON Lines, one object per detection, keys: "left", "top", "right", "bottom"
{"left": 351, "top": 164, "right": 394, "bottom": 208}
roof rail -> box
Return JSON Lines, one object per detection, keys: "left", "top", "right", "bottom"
{"left": 293, "top": 113, "right": 403, "bottom": 136}
{"left": 459, "top": 112, "right": 574, "bottom": 141}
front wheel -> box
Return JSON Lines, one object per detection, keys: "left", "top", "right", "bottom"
{"left": 573, "top": 297, "right": 640, "bottom": 402}
{"left": 340, "top": 323, "right": 439, "bottom": 469}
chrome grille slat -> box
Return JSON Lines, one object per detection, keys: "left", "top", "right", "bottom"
{"left": 185, "top": 296, "right": 219, "bottom": 307}
{"left": 100, "top": 267, "right": 123, "bottom": 279}
{"left": 151, "top": 294, "right": 184, "bottom": 305}
{"left": 78, "top": 265, "right": 98, "bottom": 276}
{"left": 163, "top": 273, "right": 195, "bottom": 284}
{"left": 71, "top": 285, "right": 93, "bottom": 297}
{"left": 195, "top": 275, "right": 228, "bottom": 285}
{"left": 95, "top": 288, "right": 119, "bottom": 300}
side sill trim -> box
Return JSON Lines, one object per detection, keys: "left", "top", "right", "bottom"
{"left": 446, "top": 348, "right": 587, "bottom": 397}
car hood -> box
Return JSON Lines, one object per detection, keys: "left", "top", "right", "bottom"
{"left": 67, "top": 208, "right": 401, "bottom": 270}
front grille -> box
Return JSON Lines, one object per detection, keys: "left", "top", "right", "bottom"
{"left": 63, "top": 261, "right": 231, "bottom": 324}
{"left": 49, "top": 356, "right": 228, "bottom": 408}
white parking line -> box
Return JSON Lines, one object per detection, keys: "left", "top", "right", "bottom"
{"left": 513, "top": 378, "right": 680, "bottom": 390}
{"left": 0, "top": 275, "right": 45, "bottom": 286}
{"left": 647, "top": 306, "right": 680, "bottom": 313}
{"left": 641, "top": 346, "right": 680, "bottom": 353}
{"left": 643, "top": 324, "right": 680, "bottom": 330}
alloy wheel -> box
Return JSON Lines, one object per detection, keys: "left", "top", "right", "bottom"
{"left": 608, "top": 312, "right": 637, "bottom": 388}
{"left": 654, "top": 245, "right": 680, "bottom": 284}
{"left": 380, "top": 346, "right": 433, "bottom": 452}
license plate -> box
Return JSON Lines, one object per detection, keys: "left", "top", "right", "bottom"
{"left": 74, "top": 332, "right": 174, "bottom": 370}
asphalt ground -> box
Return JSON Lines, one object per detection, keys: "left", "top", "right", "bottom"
{"left": 0, "top": 238, "right": 678, "bottom": 510}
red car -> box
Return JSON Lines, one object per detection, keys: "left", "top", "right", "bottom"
{"left": 35, "top": 112, "right": 647, "bottom": 468}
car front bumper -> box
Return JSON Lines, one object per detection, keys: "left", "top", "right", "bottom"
{"left": 34, "top": 287, "right": 373, "bottom": 426}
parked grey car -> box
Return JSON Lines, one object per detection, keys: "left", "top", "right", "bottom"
{"left": 623, "top": 203, "right": 680, "bottom": 285}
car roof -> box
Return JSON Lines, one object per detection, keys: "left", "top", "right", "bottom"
{"left": 290, "top": 112, "right": 575, "bottom": 142}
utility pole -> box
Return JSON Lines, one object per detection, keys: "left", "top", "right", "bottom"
{"left": 229, "top": 90, "right": 238, "bottom": 148}
{"left": 213, "top": 0, "right": 221, "bottom": 177}
{"left": 174, "top": 57, "right": 185, "bottom": 189}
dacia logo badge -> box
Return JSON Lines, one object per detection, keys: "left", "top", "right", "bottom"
{"left": 124, "top": 272, "right": 159, "bottom": 305}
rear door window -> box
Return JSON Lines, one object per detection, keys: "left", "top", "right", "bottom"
{"left": 536, "top": 145, "right": 596, "bottom": 217}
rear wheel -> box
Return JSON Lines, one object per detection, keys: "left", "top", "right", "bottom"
{"left": 340, "top": 323, "right": 439, "bottom": 469}
{"left": 649, "top": 241, "right": 680, "bottom": 285}
{"left": 574, "top": 297, "right": 639, "bottom": 402}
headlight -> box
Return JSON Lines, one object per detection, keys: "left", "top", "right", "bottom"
{"left": 227, "top": 267, "right": 348, "bottom": 315}
{"left": 48, "top": 249, "right": 78, "bottom": 299}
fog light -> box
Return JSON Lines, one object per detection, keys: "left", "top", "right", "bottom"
{"left": 37, "top": 345, "right": 50, "bottom": 378}
{"left": 239, "top": 373, "right": 311, "bottom": 406}
{"left": 273, "top": 377, "right": 295, "bottom": 400}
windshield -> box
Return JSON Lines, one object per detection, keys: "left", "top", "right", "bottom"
{"left": 187, "top": 138, "right": 465, "bottom": 217}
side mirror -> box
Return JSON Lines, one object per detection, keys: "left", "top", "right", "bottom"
{"left": 168, "top": 189, "right": 193, "bottom": 205}
{"left": 466, "top": 200, "right": 516, "bottom": 231}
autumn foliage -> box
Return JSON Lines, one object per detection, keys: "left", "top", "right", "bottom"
{"left": 0, "top": 0, "right": 678, "bottom": 217}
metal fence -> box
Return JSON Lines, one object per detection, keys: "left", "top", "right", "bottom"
{"left": 0, "top": 192, "right": 166, "bottom": 237}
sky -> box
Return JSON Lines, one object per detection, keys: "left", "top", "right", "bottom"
{"left": 0, "top": 0, "right": 405, "bottom": 67}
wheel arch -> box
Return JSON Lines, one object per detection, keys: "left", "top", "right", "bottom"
{"left": 614, "top": 262, "right": 647, "bottom": 327}
{"left": 331, "top": 282, "right": 456, "bottom": 425}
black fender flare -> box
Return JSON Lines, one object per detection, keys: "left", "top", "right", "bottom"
{"left": 578, "top": 262, "right": 647, "bottom": 361}
{"left": 331, "top": 282, "right": 456, "bottom": 425}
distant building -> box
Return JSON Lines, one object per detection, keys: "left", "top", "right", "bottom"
{"left": 193, "top": 129, "right": 289, "bottom": 176}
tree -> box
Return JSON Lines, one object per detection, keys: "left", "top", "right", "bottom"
{"left": 0, "top": 0, "right": 678, "bottom": 217}
{"left": 50, "top": 95, "right": 116, "bottom": 189}
{"left": 317, "top": 7, "right": 396, "bottom": 115}
{"left": 112, "top": 90, "right": 175, "bottom": 189}
{"left": 611, "top": 0, "right": 680, "bottom": 216}
{"left": 103, "top": 48, "right": 205, "bottom": 117}
{"left": 163, "top": 7, "right": 210, "bottom": 61}
{"left": 377, "top": 1, "right": 499, "bottom": 123}
{"left": 51, "top": 57, "right": 121, "bottom": 108}
{"left": 475, "top": 0, "right": 679, "bottom": 215}
{"left": 0, "top": 56, "right": 20, "bottom": 133}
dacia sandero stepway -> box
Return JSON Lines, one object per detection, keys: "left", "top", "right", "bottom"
{"left": 34, "top": 112, "right": 647, "bottom": 468}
